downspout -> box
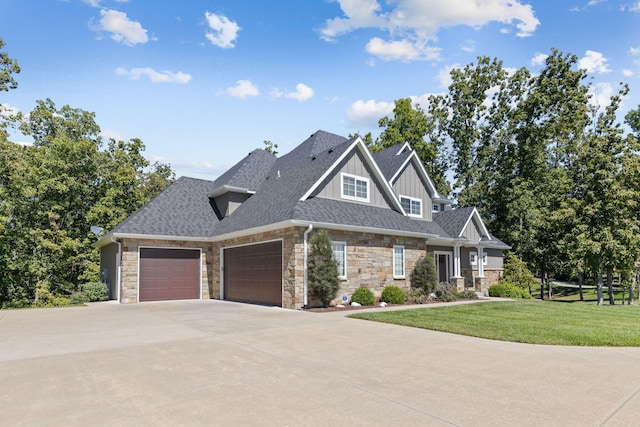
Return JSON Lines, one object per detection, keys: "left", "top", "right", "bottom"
{"left": 303, "top": 224, "right": 313, "bottom": 308}
{"left": 111, "top": 235, "right": 122, "bottom": 303}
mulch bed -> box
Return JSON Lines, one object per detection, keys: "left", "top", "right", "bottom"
{"left": 305, "top": 300, "right": 444, "bottom": 312}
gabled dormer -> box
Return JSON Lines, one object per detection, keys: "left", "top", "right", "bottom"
{"left": 372, "top": 142, "right": 450, "bottom": 221}
{"left": 208, "top": 149, "right": 276, "bottom": 220}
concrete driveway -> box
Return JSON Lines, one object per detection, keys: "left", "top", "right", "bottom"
{"left": 1, "top": 300, "right": 640, "bottom": 426}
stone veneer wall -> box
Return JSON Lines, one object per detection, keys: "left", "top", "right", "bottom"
{"left": 325, "top": 230, "right": 426, "bottom": 304}
{"left": 119, "top": 238, "right": 213, "bottom": 304}
{"left": 212, "top": 227, "right": 305, "bottom": 309}
{"left": 461, "top": 267, "right": 502, "bottom": 293}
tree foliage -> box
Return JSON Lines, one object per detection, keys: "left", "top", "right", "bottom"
{"left": 411, "top": 253, "right": 438, "bottom": 294}
{"left": 307, "top": 230, "right": 340, "bottom": 307}
{"left": 0, "top": 100, "right": 174, "bottom": 308}
{"left": 0, "top": 37, "right": 20, "bottom": 93}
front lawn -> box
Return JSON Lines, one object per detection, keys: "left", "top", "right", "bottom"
{"left": 348, "top": 300, "right": 640, "bottom": 346}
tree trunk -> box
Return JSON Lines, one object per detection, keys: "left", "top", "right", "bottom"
{"left": 629, "top": 272, "right": 636, "bottom": 306}
{"left": 578, "top": 271, "right": 584, "bottom": 301}
{"left": 607, "top": 269, "right": 615, "bottom": 305}
{"left": 597, "top": 272, "right": 604, "bottom": 306}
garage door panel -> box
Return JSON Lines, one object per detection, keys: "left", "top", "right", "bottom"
{"left": 224, "top": 241, "right": 282, "bottom": 306}
{"left": 139, "top": 248, "right": 200, "bottom": 302}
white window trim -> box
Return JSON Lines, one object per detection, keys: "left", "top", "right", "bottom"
{"left": 399, "top": 195, "right": 422, "bottom": 218}
{"left": 332, "top": 241, "right": 347, "bottom": 280}
{"left": 393, "top": 245, "right": 405, "bottom": 279}
{"left": 470, "top": 251, "right": 488, "bottom": 266}
{"left": 341, "top": 172, "right": 370, "bottom": 203}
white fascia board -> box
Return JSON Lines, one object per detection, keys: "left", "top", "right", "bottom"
{"left": 395, "top": 142, "right": 412, "bottom": 156}
{"left": 208, "top": 185, "right": 255, "bottom": 198}
{"left": 389, "top": 151, "right": 439, "bottom": 199}
{"left": 95, "top": 232, "right": 210, "bottom": 248}
{"left": 290, "top": 219, "right": 440, "bottom": 240}
{"left": 459, "top": 207, "right": 491, "bottom": 240}
{"left": 299, "top": 138, "right": 360, "bottom": 201}
{"left": 298, "top": 138, "right": 406, "bottom": 214}
{"left": 208, "top": 221, "right": 294, "bottom": 243}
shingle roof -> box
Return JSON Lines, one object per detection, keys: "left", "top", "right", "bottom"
{"left": 209, "top": 148, "right": 276, "bottom": 193}
{"left": 101, "top": 129, "right": 507, "bottom": 249}
{"left": 110, "top": 177, "right": 219, "bottom": 237}
{"left": 371, "top": 143, "right": 412, "bottom": 182}
{"left": 211, "top": 130, "right": 355, "bottom": 235}
{"left": 292, "top": 197, "right": 448, "bottom": 237}
{"left": 432, "top": 206, "right": 476, "bottom": 238}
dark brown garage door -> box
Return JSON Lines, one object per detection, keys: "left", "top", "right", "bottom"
{"left": 139, "top": 248, "right": 200, "bottom": 302}
{"left": 223, "top": 241, "right": 282, "bottom": 306}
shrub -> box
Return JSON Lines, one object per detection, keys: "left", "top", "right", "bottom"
{"left": 308, "top": 230, "right": 340, "bottom": 307}
{"left": 435, "top": 282, "right": 458, "bottom": 302}
{"left": 488, "top": 281, "right": 532, "bottom": 299}
{"left": 502, "top": 253, "right": 537, "bottom": 294}
{"left": 457, "top": 289, "right": 479, "bottom": 300}
{"left": 404, "top": 287, "right": 429, "bottom": 304}
{"left": 380, "top": 286, "right": 405, "bottom": 305}
{"left": 351, "top": 286, "right": 375, "bottom": 306}
{"left": 82, "top": 282, "right": 108, "bottom": 302}
{"left": 411, "top": 253, "right": 438, "bottom": 294}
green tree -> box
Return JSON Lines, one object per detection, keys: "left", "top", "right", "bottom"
{"left": 307, "top": 230, "right": 340, "bottom": 307}
{"left": 411, "top": 253, "right": 438, "bottom": 294}
{"left": 373, "top": 98, "right": 450, "bottom": 195}
{"left": 568, "top": 85, "right": 640, "bottom": 305}
{"left": 0, "top": 100, "right": 173, "bottom": 308}
{"left": 501, "top": 253, "right": 537, "bottom": 295}
{"left": 0, "top": 37, "right": 20, "bottom": 93}
{"left": 263, "top": 140, "right": 278, "bottom": 156}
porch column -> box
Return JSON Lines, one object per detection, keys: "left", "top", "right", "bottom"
{"left": 477, "top": 246, "right": 485, "bottom": 278}
{"left": 453, "top": 245, "right": 462, "bottom": 278}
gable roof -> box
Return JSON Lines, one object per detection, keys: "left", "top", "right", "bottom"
{"left": 107, "top": 177, "right": 220, "bottom": 239}
{"left": 96, "top": 129, "right": 507, "bottom": 249}
{"left": 372, "top": 142, "right": 440, "bottom": 199}
{"left": 433, "top": 207, "right": 510, "bottom": 249}
{"left": 208, "top": 149, "right": 276, "bottom": 197}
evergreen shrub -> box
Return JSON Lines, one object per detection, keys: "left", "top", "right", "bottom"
{"left": 351, "top": 286, "right": 375, "bottom": 306}
{"left": 380, "top": 285, "right": 405, "bottom": 304}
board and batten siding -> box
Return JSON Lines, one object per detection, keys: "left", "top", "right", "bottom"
{"left": 462, "top": 218, "right": 484, "bottom": 243}
{"left": 391, "top": 161, "right": 434, "bottom": 221}
{"left": 314, "top": 149, "right": 394, "bottom": 209}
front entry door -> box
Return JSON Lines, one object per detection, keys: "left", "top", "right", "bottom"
{"left": 434, "top": 252, "right": 452, "bottom": 283}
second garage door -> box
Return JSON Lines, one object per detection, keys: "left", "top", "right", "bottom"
{"left": 223, "top": 241, "right": 282, "bottom": 306}
{"left": 139, "top": 248, "right": 201, "bottom": 302}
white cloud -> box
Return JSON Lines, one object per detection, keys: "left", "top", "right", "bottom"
{"left": 630, "top": 47, "right": 640, "bottom": 56}
{"left": 204, "top": 12, "right": 241, "bottom": 48}
{"left": 100, "top": 128, "right": 125, "bottom": 141}
{"left": 437, "top": 64, "right": 459, "bottom": 89}
{"left": 115, "top": 67, "right": 192, "bottom": 83}
{"left": 589, "top": 82, "right": 614, "bottom": 110}
{"left": 578, "top": 50, "right": 611, "bottom": 74}
{"left": 226, "top": 80, "right": 259, "bottom": 98}
{"left": 531, "top": 52, "right": 549, "bottom": 66}
{"left": 623, "top": 69, "right": 634, "bottom": 77}
{"left": 286, "top": 83, "right": 314, "bottom": 101}
{"left": 628, "top": 1, "right": 640, "bottom": 12}
{"left": 460, "top": 39, "right": 476, "bottom": 53}
{"left": 93, "top": 9, "right": 148, "bottom": 46}
{"left": 83, "top": 0, "right": 129, "bottom": 6}
{"left": 0, "top": 103, "right": 20, "bottom": 118}
{"left": 320, "top": 0, "right": 539, "bottom": 62}
{"left": 366, "top": 38, "right": 440, "bottom": 62}
{"left": 346, "top": 99, "right": 394, "bottom": 128}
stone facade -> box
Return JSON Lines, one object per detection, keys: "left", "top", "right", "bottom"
{"left": 117, "top": 228, "right": 504, "bottom": 308}
{"left": 119, "top": 238, "right": 213, "bottom": 304}
{"left": 324, "top": 230, "right": 426, "bottom": 305}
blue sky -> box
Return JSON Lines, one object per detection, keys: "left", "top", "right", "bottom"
{"left": 1, "top": 0, "right": 639, "bottom": 180}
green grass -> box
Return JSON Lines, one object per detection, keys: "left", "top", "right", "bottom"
{"left": 348, "top": 300, "right": 640, "bottom": 346}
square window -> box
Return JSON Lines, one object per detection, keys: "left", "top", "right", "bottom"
{"left": 400, "top": 196, "right": 422, "bottom": 218}
{"left": 341, "top": 173, "right": 369, "bottom": 202}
